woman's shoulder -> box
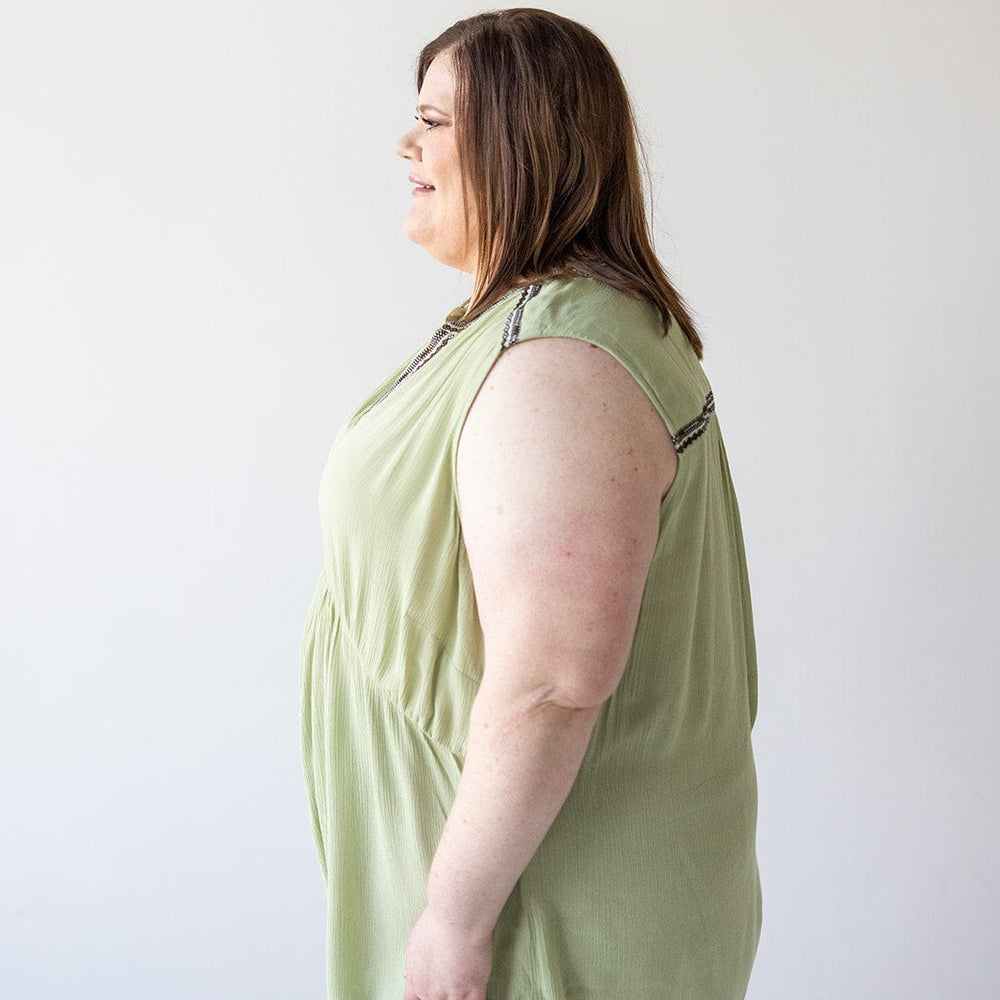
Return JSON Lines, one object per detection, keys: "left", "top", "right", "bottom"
{"left": 507, "top": 274, "right": 713, "bottom": 441}
{"left": 519, "top": 274, "right": 663, "bottom": 343}
{"left": 460, "top": 331, "right": 677, "bottom": 518}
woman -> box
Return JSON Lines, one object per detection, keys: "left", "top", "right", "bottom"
{"left": 300, "top": 9, "right": 761, "bottom": 1000}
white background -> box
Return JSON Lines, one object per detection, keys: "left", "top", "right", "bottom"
{"left": 2, "top": 1, "right": 997, "bottom": 997}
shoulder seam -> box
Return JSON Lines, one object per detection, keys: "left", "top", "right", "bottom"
{"left": 499, "top": 283, "right": 543, "bottom": 349}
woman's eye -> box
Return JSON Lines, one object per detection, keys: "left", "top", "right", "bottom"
{"left": 414, "top": 114, "right": 441, "bottom": 131}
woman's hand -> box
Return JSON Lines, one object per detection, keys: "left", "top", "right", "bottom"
{"left": 403, "top": 905, "right": 493, "bottom": 1000}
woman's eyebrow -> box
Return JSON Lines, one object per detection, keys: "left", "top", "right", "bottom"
{"left": 417, "top": 103, "right": 451, "bottom": 117}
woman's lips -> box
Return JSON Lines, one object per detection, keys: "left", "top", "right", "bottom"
{"left": 409, "top": 175, "right": 435, "bottom": 195}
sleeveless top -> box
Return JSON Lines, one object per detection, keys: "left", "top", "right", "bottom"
{"left": 300, "top": 275, "right": 761, "bottom": 999}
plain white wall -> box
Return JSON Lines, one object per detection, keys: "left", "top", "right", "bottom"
{"left": 1, "top": 1, "right": 997, "bottom": 997}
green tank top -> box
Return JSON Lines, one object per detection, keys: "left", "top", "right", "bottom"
{"left": 300, "top": 275, "right": 761, "bottom": 999}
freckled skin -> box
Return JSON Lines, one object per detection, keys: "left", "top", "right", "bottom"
{"left": 406, "top": 336, "right": 678, "bottom": 992}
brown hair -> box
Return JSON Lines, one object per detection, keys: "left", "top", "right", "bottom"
{"left": 417, "top": 8, "right": 703, "bottom": 357}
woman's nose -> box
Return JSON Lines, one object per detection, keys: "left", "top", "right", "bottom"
{"left": 394, "top": 126, "right": 420, "bottom": 161}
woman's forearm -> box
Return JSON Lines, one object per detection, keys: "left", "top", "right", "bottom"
{"left": 425, "top": 675, "right": 601, "bottom": 938}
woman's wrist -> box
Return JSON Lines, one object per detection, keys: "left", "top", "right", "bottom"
{"left": 424, "top": 876, "right": 500, "bottom": 943}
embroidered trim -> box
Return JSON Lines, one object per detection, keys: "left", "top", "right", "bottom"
{"left": 672, "top": 391, "right": 715, "bottom": 453}
{"left": 358, "top": 287, "right": 531, "bottom": 418}
{"left": 500, "top": 283, "right": 543, "bottom": 348}
{"left": 367, "top": 321, "right": 463, "bottom": 410}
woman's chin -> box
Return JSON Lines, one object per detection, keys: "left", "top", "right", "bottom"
{"left": 402, "top": 213, "right": 430, "bottom": 248}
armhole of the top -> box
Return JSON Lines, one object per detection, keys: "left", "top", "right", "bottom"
{"left": 496, "top": 285, "right": 689, "bottom": 508}
{"left": 494, "top": 282, "right": 717, "bottom": 511}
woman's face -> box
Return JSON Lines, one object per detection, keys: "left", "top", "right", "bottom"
{"left": 394, "top": 52, "right": 477, "bottom": 274}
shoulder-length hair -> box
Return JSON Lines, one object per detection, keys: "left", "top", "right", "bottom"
{"left": 417, "top": 8, "right": 703, "bottom": 358}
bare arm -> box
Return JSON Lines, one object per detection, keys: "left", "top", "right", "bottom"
{"left": 403, "top": 337, "right": 676, "bottom": 999}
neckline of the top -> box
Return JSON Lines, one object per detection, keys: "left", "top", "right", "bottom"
{"left": 443, "top": 281, "right": 546, "bottom": 328}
